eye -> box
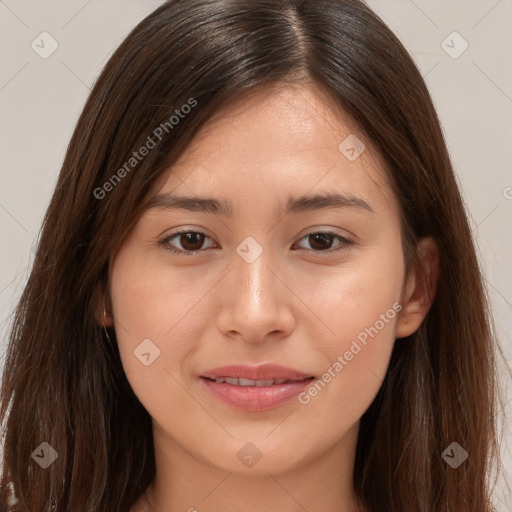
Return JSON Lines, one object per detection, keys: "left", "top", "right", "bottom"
{"left": 292, "top": 230, "right": 354, "bottom": 254}
{"left": 159, "top": 229, "right": 354, "bottom": 256}
{"left": 159, "top": 230, "right": 216, "bottom": 255}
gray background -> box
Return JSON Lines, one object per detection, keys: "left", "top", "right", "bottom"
{"left": 0, "top": 0, "right": 511, "bottom": 509}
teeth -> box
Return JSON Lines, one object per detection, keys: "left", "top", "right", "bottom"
{"left": 239, "top": 378, "right": 261, "bottom": 386}
{"left": 211, "top": 377, "right": 293, "bottom": 386}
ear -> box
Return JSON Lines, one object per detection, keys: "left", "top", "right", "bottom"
{"left": 92, "top": 281, "right": 114, "bottom": 328}
{"left": 395, "top": 237, "right": 439, "bottom": 339}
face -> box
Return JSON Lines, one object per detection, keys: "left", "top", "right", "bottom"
{"left": 108, "top": 83, "right": 413, "bottom": 474}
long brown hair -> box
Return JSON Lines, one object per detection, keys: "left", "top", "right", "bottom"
{"left": 1, "top": 0, "right": 507, "bottom": 510}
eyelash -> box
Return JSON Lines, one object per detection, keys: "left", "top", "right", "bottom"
{"left": 158, "top": 229, "right": 355, "bottom": 256}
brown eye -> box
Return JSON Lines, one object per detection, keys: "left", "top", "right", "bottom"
{"left": 307, "top": 233, "right": 336, "bottom": 251}
{"left": 160, "top": 231, "right": 215, "bottom": 255}
{"left": 178, "top": 232, "right": 206, "bottom": 251}
{"left": 294, "top": 231, "right": 354, "bottom": 254}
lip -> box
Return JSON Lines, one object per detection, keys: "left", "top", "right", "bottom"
{"left": 201, "top": 363, "right": 313, "bottom": 381}
{"left": 200, "top": 364, "right": 314, "bottom": 412}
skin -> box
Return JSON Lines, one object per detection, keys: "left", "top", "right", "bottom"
{"left": 106, "top": 82, "right": 438, "bottom": 512}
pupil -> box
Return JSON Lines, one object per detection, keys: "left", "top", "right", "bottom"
{"left": 309, "top": 233, "right": 332, "bottom": 250}
{"left": 181, "top": 232, "right": 204, "bottom": 250}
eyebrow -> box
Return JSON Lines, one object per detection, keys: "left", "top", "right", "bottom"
{"left": 143, "top": 191, "right": 375, "bottom": 216}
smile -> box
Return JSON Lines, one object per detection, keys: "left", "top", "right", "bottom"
{"left": 204, "top": 376, "right": 311, "bottom": 386}
{"left": 200, "top": 377, "right": 314, "bottom": 412}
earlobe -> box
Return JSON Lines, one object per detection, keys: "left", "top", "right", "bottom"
{"left": 395, "top": 237, "right": 439, "bottom": 339}
{"left": 102, "top": 302, "right": 114, "bottom": 328}
{"left": 92, "top": 283, "right": 114, "bottom": 328}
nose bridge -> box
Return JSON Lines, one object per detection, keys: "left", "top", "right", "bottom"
{"left": 232, "top": 240, "right": 277, "bottom": 313}
{"left": 216, "top": 237, "right": 294, "bottom": 340}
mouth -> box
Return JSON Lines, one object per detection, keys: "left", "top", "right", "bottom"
{"left": 201, "top": 363, "right": 314, "bottom": 382}
{"left": 199, "top": 364, "right": 315, "bottom": 411}
{"left": 201, "top": 376, "right": 313, "bottom": 386}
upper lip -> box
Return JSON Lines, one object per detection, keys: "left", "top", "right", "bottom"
{"left": 201, "top": 363, "right": 313, "bottom": 381}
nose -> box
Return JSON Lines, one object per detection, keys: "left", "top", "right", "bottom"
{"left": 216, "top": 247, "right": 295, "bottom": 344}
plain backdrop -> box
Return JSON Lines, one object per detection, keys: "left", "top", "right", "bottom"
{"left": 0, "top": 0, "right": 511, "bottom": 509}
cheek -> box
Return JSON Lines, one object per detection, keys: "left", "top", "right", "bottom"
{"left": 108, "top": 247, "right": 204, "bottom": 409}
{"left": 295, "top": 245, "right": 404, "bottom": 417}
{"left": 110, "top": 243, "right": 213, "bottom": 345}
{"left": 321, "top": 264, "right": 402, "bottom": 359}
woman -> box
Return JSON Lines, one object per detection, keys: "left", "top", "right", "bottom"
{"left": 0, "top": 0, "right": 506, "bottom": 510}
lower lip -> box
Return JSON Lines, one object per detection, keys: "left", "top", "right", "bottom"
{"left": 201, "top": 377, "right": 313, "bottom": 412}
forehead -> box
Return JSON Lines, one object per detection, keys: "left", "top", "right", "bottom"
{"left": 153, "top": 83, "right": 396, "bottom": 217}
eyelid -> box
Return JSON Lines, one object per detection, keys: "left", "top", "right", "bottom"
{"left": 158, "top": 228, "right": 355, "bottom": 256}
{"left": 293, "top": 230, "right": 354, "bottom": 253}
{"left": 159, "top": 229, "right": 216, "bottom": 256}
